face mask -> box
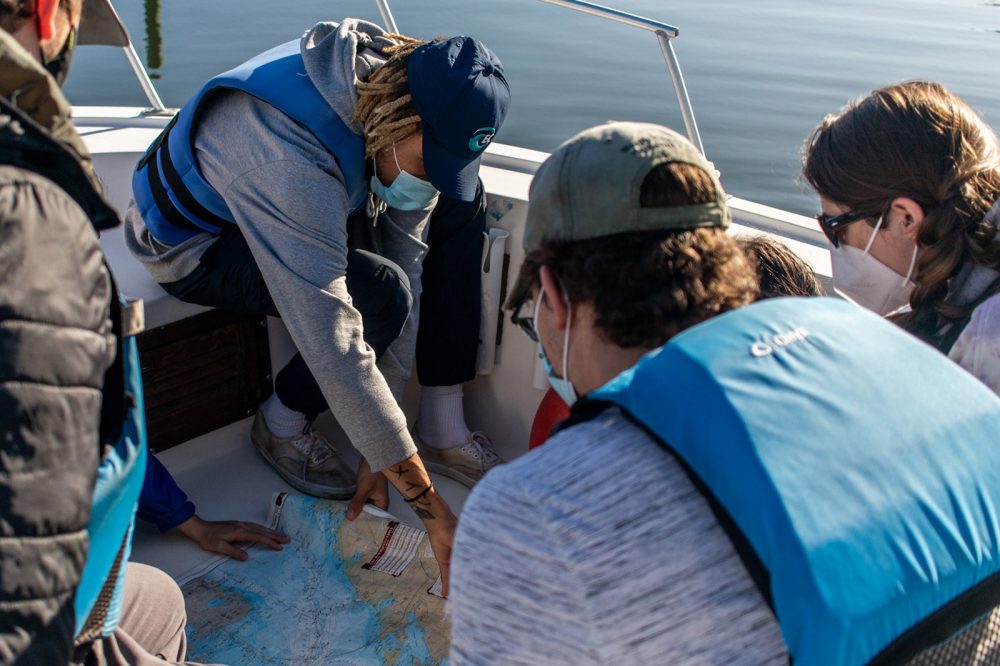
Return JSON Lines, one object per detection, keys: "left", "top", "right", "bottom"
{"left": 43, "top": 26, "right": 76, "bottom": 87}
{"left": 533, "top": 287, "right": 578, "bottom": 406}
{"left": 830, "top": 215, "right": 918, "bottom": 316}
{"left": 370, "top": 143, "right": 438, "bottom": 211}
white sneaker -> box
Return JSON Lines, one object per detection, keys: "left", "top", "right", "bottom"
{"left": 251, "top": 412, "right": 357, "bottom": 498}
{"left": 412, "top": 427, "right": 504, "bottom": 487}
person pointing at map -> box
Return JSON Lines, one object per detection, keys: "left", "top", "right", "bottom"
{"left": 126, "top": 20, "right": 511, "bottom": 593}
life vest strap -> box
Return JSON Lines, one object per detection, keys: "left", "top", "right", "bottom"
{"left": 869, "top": 569, "right": 1000, "bottom": 665}
{"left": 142, "top": 117, "right": 227, "bottom": 236}
{"left": 563, "top": 398, "right": 776, "bottom": 612}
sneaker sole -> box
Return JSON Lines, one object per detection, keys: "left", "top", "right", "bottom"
{"left": 251, "top": 431, "right": 357, "bottom": 500}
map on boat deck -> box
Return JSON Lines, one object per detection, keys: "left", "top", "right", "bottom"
{"left": 181, "top": 493, "right": 449, "bottom": 665}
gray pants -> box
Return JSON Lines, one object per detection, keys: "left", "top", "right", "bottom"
{"left": 89, "top": 563, "right": 209, "bottom": 665}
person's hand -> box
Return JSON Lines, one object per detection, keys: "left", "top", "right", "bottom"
{"left": 347, "top": 457, "right": 390, "bottom": 520}
{"left": 421, "top": 504, "right": 458, "bottom": 597}
{"left": 176, "top": 515, "right": 289, "bottom": 561}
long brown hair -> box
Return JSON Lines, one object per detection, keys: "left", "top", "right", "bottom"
{"left": 803, "top": 81, "right": 1000, "bottom": 342}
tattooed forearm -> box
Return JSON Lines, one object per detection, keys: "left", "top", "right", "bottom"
{"left": 381, "top": 453, "right": 442, "bottom": 521}
{"left": 411, "top": 505, "right": 435, "bottom": 520}
{"left": 404, "top": 485, "right": 434, "bottom": 504}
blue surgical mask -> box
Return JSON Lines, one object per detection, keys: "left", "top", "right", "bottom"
{"left": 370, "top": 143, "right": 438, "bottom": 211}
{"left": 533, "top": 287, "right": 577, "bottom": 406}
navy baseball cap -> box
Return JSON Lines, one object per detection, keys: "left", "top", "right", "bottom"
{"left": 408, "top": 36, "right": 510, "bottom": 201}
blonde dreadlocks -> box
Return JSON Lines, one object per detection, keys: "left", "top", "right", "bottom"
{"left": 353, "top": 34, "right": 426, "bottom": 159}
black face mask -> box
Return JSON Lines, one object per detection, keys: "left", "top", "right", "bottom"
{"left": 43, "top": 26, "right": 76, "bottom": 87}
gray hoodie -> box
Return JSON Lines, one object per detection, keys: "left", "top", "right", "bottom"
{"left": 125, "top": 19, "right": 432, "bottom": 470}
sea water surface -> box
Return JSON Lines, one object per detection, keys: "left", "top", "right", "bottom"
{"left": 65, "top": 0, "right": 1000, "bottom": 215}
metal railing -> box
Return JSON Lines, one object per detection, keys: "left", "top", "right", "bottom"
{"left": 111, "top": 0, "right": 704, "bottom": 146}
{"left": 379, "top": 0, "right": 706, "bottom": 157}
{"left": 539, "top": 0, "right": 704, "bottom": 155}
{"left": 124, "top": 44, "right": 167, "bottom": 113}
{"left": 374, "top": 0, "right": 400, "bottom": 35}
{"left": 98, "top": 0, "right": 167, "bottom": 113}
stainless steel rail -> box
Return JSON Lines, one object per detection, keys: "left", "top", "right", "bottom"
{"left": 124, "top": 43, "right": 167, "bottom": 113}
{"left": 538, "top": 0, "right": 704, "bottom": 156}
{"left": 379, "top": 0, "right": 705, "bottom": 157}
{"left": 374, "top": 0, "right": 400, "bottom": 35}
{"left": 92, "top": 0, "right": 168, "bottom": 113}
{"left": 539, "top": 0, "right": 678, "bottom": 37}
{"left": 113, "top": 0, "right": 705, "bottom": 142}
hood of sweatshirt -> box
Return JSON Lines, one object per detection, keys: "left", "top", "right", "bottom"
{"left": 300, "top": 19, "right": 404, "bottom": 138}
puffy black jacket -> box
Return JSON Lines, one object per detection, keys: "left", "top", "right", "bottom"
{"left": 0, "top": 33, "right": 121, "bottom": 665}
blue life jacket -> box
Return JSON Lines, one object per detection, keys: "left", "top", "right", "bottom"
{"left": 132, "top": 38, "right": 367, "bottom": 245}
{"left": 575, "top": 297, "right": 1000, "bottom": 666}
{"left": 74, "top": 315, "right": 148, "bottom": 638}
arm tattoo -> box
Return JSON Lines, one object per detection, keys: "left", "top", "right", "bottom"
{"left": 404, "top": 485, "right": 434, "bottom": 504}
{"left": 412, "top": 505, "right": 435, "bottom": 520}
{"left": 390, "top": 465, "right": 408, "bottom": 479}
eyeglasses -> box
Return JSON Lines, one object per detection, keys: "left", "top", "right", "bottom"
{"left": 816, "top": 210, "right": 868, "bottom": 248}
{"left": 511, "top": 298, "right": 538, "bottom": 342}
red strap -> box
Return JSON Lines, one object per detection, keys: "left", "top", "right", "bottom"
{"left": 35, "top": 0, "right": 59, "bottom": 41}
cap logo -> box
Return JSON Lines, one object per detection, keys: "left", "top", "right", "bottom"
{"left": 469, "top": 127, "right": 496, "bottom": 152}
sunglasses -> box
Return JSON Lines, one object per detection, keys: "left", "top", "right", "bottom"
{"left": 816, "top": 210, "right": 868, "bottom": 248}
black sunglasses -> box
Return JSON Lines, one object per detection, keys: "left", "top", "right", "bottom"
{"left": 816, "top": 210, "right": 869, "bottom": 248}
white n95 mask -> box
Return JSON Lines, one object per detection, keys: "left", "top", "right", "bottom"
{"left": 830, "top": 216, "right": 917, "bottom": 316}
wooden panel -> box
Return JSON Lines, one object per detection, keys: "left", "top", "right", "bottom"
{"left": 137, "top": 310, "right": 272, "bottom": 452}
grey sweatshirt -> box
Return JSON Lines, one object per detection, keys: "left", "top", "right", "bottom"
{"left": 450, "top": 408, "right": 788, "bottom": 664}
{"left": 125, "top": 20, "right": 432, "bottom": 471}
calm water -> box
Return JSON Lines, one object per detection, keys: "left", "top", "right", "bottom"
{"left": 65, "top": 0, "right": 1000, "bottom": 215}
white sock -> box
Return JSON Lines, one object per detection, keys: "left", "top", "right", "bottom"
{"left": 260, "top": 393, "right": 307, "bottom": 438}
{"left": 418, "top": 384, "right": 472, "bottom": 449}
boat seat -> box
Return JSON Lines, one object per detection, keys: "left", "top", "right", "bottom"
{"left": 78, "top": 125, "right": 208, "bottom": 330}
{"left": 99, "top": 224, "right": 212, "bottom": 330}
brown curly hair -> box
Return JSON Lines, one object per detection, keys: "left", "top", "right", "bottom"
{"left": 803, "top": 81, "right": 1000, "bottom": 344}
{"left": 508, "top": 162, "right": 758, "bottom": 349}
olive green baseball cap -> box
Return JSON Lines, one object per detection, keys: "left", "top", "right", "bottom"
{"left": 523, "top": 121, "right": 729, "bottom": 252}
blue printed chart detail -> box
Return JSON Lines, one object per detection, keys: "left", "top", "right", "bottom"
{"left": 182, "top": 493, "right": 449, "bottom": 664}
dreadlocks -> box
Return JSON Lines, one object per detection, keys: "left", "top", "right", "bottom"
{"left": 353, "top": 34, "right": 425, "bottom": 159}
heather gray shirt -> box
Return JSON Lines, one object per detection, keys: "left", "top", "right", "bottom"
{"left": 449, "top": 408, "right": 788, "bottom": 665}
{"left": 125, "top": 20, "right": 432, "bottom": 471}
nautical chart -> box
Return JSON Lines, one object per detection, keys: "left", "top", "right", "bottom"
{"left": 181, "top": 493, "right": 449, "bottom": 665}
